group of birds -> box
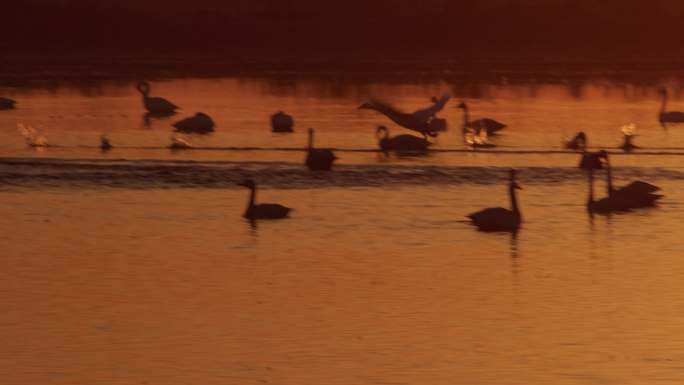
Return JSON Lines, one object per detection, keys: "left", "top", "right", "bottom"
{"left": 1, "top": 83, "right": 676, "bottom": 232}
{"left": 238, "top": 147, "right": 662, "bottom": 233}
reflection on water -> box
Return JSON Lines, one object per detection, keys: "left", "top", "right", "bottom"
{"left": 3, "top": 73, "right": 684, "bottom": 385}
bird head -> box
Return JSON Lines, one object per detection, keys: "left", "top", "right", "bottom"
{"left": 509, "top": 169, "right": 522, "bottom": 189}
{"left": 136, "top": 81, "right": 150, "bottom": 95}
{"left": 457, "top": 101, "right": 467, "bottom": 109}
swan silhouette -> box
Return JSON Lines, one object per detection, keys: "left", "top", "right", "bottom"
{"left": 468, "top": 169, "right": 522, "bottom": 232}
{"left": 238, "top": 179, "right": 292, "bottom": 219}
{"left": 586, "top": 167, "right": 630, "bottom": 214}
{"left": 564, "top": 132, "right": 587, "bottom": 150}
{"left": 271, "top": 111, "right": 294, "bottom": 132}
{"left": 457, "top": 101, "right": 506, "bottom": 135}
{"left": 137, "top": 81, "right": 179, "bottom": 114}
{"left": 376, "top": 125, "right": 431, "bottom": 154}
{"left": 100, "top": 135, "right": 112, "bottom": 151}
{"left": 359, "top": 95, "right": 450, "bottom": 138}
{"left": 658, "top": 89, "right": 684, "bottom": 127}
{"left": 0, "top": 97, "right": 16, "bottom": 110}
{"left": 306, "top": 128, "right": 337, "bottom": 171}
{"left": 600, "top": 151, "right": 662, "bottom": 208}
{"left": 172, "top": 113, "right": 215, "bottom": 134}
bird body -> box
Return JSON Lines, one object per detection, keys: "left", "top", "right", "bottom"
{"left": 306, "top": 128, "right": 336, "bottom": 171}
{"left": 0, "top": 97, "right": 16, "bottom": 110}
{"left": 586, "top": 168, "right": 630, "bottom": 213}
{"left": 137, "top": 81, "right": 179, "bottom": 114}
{"left": 238, "top": 179, "right": 291, "bottom": 219}
{"left": 169, "top": 135, "right": 192, "bottom": 149}
{"left": 271, "top": 111, "right": 294, "bottom": 132}
{"left": 602, "top": 152, "right": 662, "bottom": 208}
{"left": 457, "top": 102, "right": 506, "bottom": 135}
{"left": 359, "top": 95, "right": 449, "bottom": 138}
{"left": 173, "top": 113, "right": 215, "bottom": 134}
{"left": 658, "top": 89, "right": 684, "bottom": 127}
{"left": 468, "top": 170, "right": 522, "bottom": 232}
{"left": 376, "top": 126, "right": 430, "bottom": 153}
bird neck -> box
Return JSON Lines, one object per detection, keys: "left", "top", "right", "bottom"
{"left": 247, "top": 186, "right": 256, "bottom": 210}
{"left": 509, "top": 183, "right": 519, "bottom": 214}
{"left": 604, "top": 157, "right": 615, "bottom": 195}
{"left": 587, "top": 169, "right": 595, "bottom": 206}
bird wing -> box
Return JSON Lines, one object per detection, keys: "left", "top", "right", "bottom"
{"left": 412, "top": 95, "right": 450, "bottom": 122}
{"left": 617, "top": 181, "right": 660, "bottom": 195}
{"left": 468, "top": 207, "right": 510, "bottom": 223}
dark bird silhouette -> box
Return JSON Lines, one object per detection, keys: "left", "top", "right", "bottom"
{"left": 564, "top": 131, "right": 587, "bottom": 150}
{"left": 305, "top": 128, "right": 337, "bottom": 171}
{"left": 238, "top": 179, "right": 292, "bottom": 219}
{"left": 137, "top": 81, "right": 179, "bottom": 114}
{"left": 586, "top": 167, "right": 630, "bottom": 214}
{"left": 600, "top": 151, "right": 662, "bottom": 208}
{"left": 100, "top": 135, "right": 112, "bottom": 151}
{"left": 619, "top": 133, "right": 639, "bottom": 152}
{"left": 271, "top": 111, "right": 294, "bottom": 133}
{"left": 468, "top": 169, "right": 522, "bottom": 232}
{"left": 359, "top": 95, "right": 450, "bottom": 138}
{"left": 376, "top": 125, "right": 431, "bottom": 154}
{"left": 457, "top": 101, "right": 506, "bottom": 135}
{"left": 172, "top": 112, "right": 215, "bottom": 134}
{"left": 0, "top": 97, "right": 16, "bottom": 110}
{"left": 658, "top": 89, "right": 684, "bottom": 127}
{"left": 578, "top": 150, "right": 604, "bottom": 170}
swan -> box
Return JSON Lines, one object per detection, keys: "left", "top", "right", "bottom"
{"left": 306, "top": 128, "right": 337, "bottom": 171}
{"left": 468, "top": 169, "right": 522, "bottom": 232}
{"left": 600, "top": 151, "right": 662, "bottom": 208}
{"left": 586, "top": 167, "right": 630, "bottom": 214}
{"left": 237, "top": 179, "right": 292, "bottom": 219}
{"left": 658, "top": 89, "right": 684, "bottom": 127}
{"left": 137, "top": 81, "right": 179, "bottom": 114}
{"left": 376, "top": 125, "right": 431, "bottom": 154}
{"left": 359, "top": 95, "right": 450, "bottom": 138}
{"left": 271, "top": 111, "right": 294, "bottom": 133}
{"left": 172, "top": 113, "right": 215, "bottom": 134}
{"left": 564, "top": 132, "right": 587, "bottom": 150}
{"left": 457, "top": 101, "right": 506, "bottom": 135}
{"left": 0, "top": 97, "right": 16, "bottom": 110}
{"left": 100, "top": 135, "right": 112, "bottom": 151}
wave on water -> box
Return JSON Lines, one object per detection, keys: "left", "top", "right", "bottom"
{"left": 1, "top": 157, "right": 683, "bottom": 190}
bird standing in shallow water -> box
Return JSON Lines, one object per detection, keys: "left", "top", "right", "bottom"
{"left": 306, "top": 128, "right": 337, "bottom": 171}
{"left": 238, "top": 179, "right": 292, "bottom": 220}
{"left": 468, "top": 169, "right": 522, "bottom": 232}
{"left": 137, "top": 81, "right": 179, "bottom": 114}
{"left": 457, "top": 101, "right": 506, "bottom": 135}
